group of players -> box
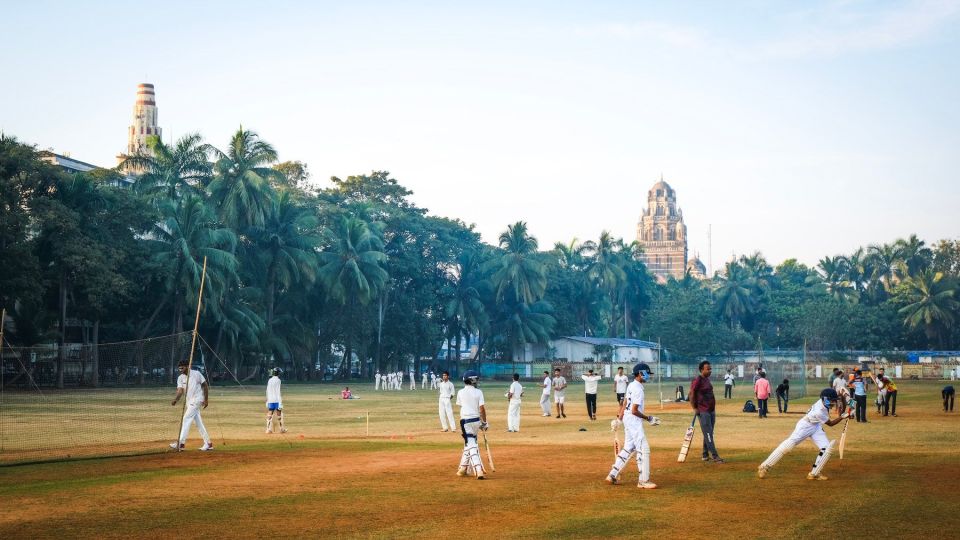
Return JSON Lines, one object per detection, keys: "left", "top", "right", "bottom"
{"left": 373, "top": 369, "right": 453, "bottom": 391}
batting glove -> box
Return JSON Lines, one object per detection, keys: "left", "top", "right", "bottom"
{"left": 480, "top": 422, "right": 489, "bottom": 431}
{"left": 610, "top": 418, "right": 621, "bottom": 431}
{"left": 647, "top": 416, "right": 661, "bottom": 426}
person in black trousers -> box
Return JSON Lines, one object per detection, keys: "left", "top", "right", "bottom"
{"left": 944, "top": 385, "right": 955, "bottom": 412}
{"left": 775, "top": 379, "right": 789, "bottom": 413}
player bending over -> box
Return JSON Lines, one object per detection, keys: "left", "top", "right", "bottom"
{"left": 758, "top": 388, "right": 848, "bottom": 481}
{"left": 170, "top": 360, "right": 213, "bottom": 451}
{"left": 455, "top": 370, "right": 488, "bottom": 480}
{"left": 606, "top": 362, "right": 661, "bottom": 489}
{"left": 264, "top": 368, "right": 287, "bottom": 434}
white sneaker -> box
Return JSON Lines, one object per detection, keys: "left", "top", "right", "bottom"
{"left": 200, "top": 442, "right": 214, "bottom": 451}
{"left": 280, "top": 428, "right": 287, "bottom": 433}
{"left": 637, "top": 481, "right": 658, "bottom": 489}
{"left": 456, "top": 467, "right": 467, "bottom": 477}
{"left": 169, "top": 442, "right": 184, "bottom": 449}
{"left": 266, "top": 429, "right": 273, "bottom": 434}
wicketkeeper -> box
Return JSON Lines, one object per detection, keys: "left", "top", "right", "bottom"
{"left": 606, "top": 362, "right": 660, "bottom": 489}
{"left": 757, "top": 388, "right": 848, "bottom": 481}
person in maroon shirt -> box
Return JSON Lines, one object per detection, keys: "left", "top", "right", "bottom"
{"left": 689, "top": 360, "right": 724, "bottom": 463}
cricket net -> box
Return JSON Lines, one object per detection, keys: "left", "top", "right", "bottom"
{"left": 0, "top": 332, "right": 246, "bottom": 465}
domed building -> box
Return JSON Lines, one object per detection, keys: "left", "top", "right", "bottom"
{"left": 686, "top": 255, "right": 707, "bottom": 280}
{"left": 636, "top": 178, "right": 688, "bottom": 282}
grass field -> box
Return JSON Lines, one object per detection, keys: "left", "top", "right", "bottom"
{"left": 1, "top": 379, "right": 958, "bottom": 539}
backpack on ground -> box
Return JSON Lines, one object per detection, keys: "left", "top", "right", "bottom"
{"left": 742, "top": 399, "right": 756, "bottom": 413}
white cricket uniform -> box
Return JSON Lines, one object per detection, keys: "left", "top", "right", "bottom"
{"left": 375, "top": 373, "right": 381, "bottom": 390}
{"left": 455, "top": 385, "right": 485, "bottom": 472}
{"left": 760, "top": 399, "right": 834, "bottom": 474}
{"left": 553, "top": 376, "right": 567, "bottom": 403}
{"left": 540, "top": 376, "right": 552, "bottom": 415}
{"left": 832, "top": 376, "right": 849, "bottom": 400}
{"left": 421, "top": 372, "right": 427, "bottom": 389}
{"left": 507, "top": 381, "right": 523, "bottom": 431}
{"left": 438, "top": 380, "right": 456, "bottom": 430}
{"left": 431, "top": 373, "right": 438, "bottom": 389}
{"left": 176, "top": 369, "right": 211, "bottom": 445}
{"left": 608, "top": 380, "right": 651, "bottom": 482}
{"left": 582, "top": 374, "right": 601, "bottom": 393}
{"left": 409, "top": 370, "right": 416, "bottom": 390}
{"left": 614, "top": 374, "right": 629, "bottom": 394}
{"left": 266, "top": 376, "right": 282, "bottom": 408}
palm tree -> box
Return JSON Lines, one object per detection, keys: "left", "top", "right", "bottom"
{"left": 811, "top": 255, "right": 859, "bottom": 304}
{"left": 317, "top": 216, "right": 389, "bottom": 377}
{"left": 739, "top": 251, "right": 774, "bottom": 295}
{"left": 491, "top": 221, "right": 546, "bottom": 304}
{"left": 445, "top": 250, "right": 490, "bottom": 370}
{"left": 119, "top": 133, "right": 213, "bottom": 203}
{"left": 867, "top": 243, "right": 901, "bottom": 291}
{"left": 552, "top": 238, "right": 588, "bottom": 271}
{"left": 897, "top": 270, "right": 958, "bottom": 348}
{"left": 895, "top": 234, "right": 933, "bottom": 279}
{"left": 714, "top": 261, "right": 756, "bottom": 329}
{"left": 585, "top": 232, "right": 627, "bottom": 321}
{"left": 208, "top": 128, "right": 282, "bottom": 231}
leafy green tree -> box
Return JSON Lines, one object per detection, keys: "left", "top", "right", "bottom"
{"left": 895, "top": 270, "right": 958, "bottom": 348}
{"left": 209, "top": 128, "right": 281, "bottom": 230}
{"left": 714, "top": 261, "right": 757, "bottom": 329}
{"left": 119, "top": 133, "right": 213, "bottom": 203}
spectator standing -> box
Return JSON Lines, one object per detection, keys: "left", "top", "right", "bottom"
{"left": 943, "top": 385, "right": 955, "bottom": 412}
{"left": 852, "top": 369, "right": 868, "bottom": 422}
{"left": 582, "top": 369, "right": 602, "bottom": 420}
{"left": 883, "top": 376, "right": 898, "bottom": 417}
{"left": 723, "top": 369, "right": 735, "bottom": 399}
{"left": 754, "top": 372, "right": 771, "bottom": 418}
{"left": 775, "top": 379, "right": 789, "bottom": 413}
{"left": 689, "top": 361, "right": 723, "bottom": 463}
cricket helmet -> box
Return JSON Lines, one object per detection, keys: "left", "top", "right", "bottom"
{"left": 819, "top": 388, "right": 838, "bottom": 406}
{"left": 463, "top": 370, "right": 480, "bottom": 385}
{"left": 270, "top": 367, "right": 282, "bottom": 377}
{"left": 632, "top": 362, "right": 654, "bottom": 380}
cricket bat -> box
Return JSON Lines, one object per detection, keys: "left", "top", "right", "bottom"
{"left": 838, "top": 417, "right": 850, "bottom": 460}
{"left": 677, "top": 413, "right": 698, "bottom": 463}
{"left": 482, "top": 430, "right": 496, "bottom": 472}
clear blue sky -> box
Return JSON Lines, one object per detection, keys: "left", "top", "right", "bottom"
{"left": 3, "top": 0, "right": 958, "bottom": 269}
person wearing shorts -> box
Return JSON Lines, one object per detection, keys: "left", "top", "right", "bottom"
{"left": 552, "top": 369, "right": 567, "bottom": 418}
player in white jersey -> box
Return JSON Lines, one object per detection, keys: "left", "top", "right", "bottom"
{"left": 506, "top": 373, "right": 523, "bottom": 432}
{"left": 552, "top": 369, "right": 568, "bottom": 418}
{"left": 455, "top": 370, "right": 488, "bottom": 479}
{"left": 170, "top": 360, "right": 213, "bottom": 451}
{"left": 409, "top": 369, "right": 416, "bottom": 390}
{"left": 431, "top": 372, "right": 438, "bottom": 389}
{"left": 375, "top": 371, "right": 381, "bottom": 390}
{"left": 606, "top": 363, "right": 660, "bottom": 488}
{"left": 758, "top": 388, "right": 847, "bottom": 480}
{"left": 265, "top": 368, "right": 286, "bottom": 434}
{"left": 539, "top": 371, "right": 552, "bottom": 416}
{"left": 421, "top": 371, "right": 428, "bottom": 389}
{"left": 438, "top": 371, "right": 457, "bottom": 432}
{"left": 613, "top": 366, "right": 629, "bottom": 405}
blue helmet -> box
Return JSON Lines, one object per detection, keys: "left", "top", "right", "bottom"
{"left": 463, "top": 370, "right": 480, "bottom": 385}
{"left": 632, "top": 363, "right": 654, "bottom": 380}
{"left": 820, "top": 388, "right": 838, "bottom": 406}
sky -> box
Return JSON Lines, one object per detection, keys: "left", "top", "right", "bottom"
{"left": 2, "top": 0, "right": 959, "bottom": 270}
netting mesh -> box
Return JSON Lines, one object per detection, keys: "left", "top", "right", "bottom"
{"left": 0, "top": 332, "right": 247, "bottom": 465}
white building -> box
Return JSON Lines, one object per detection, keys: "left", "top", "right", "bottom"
{"left": 514, "top": 336, "right": 659, "bottom": 365}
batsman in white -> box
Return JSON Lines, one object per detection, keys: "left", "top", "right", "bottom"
{"left": 758, "top": 388, "right": 848, "bottom": 481}
{"left": 455, "top": 370, "right": 488, "bottom": 480}
{"left": 606, "top": 362, "right": 660, "bottom": 489}
{"left": 506, "top": 373, "right": 523, "bottom": 432}
{"left": 170, "top": 359, "right": 213, "bottom": 451}
{"left": 438, "top": 371, "right": 457, "bottom": 432}
{"left": 265, "top": 367, "right": 286, "bottom": 434}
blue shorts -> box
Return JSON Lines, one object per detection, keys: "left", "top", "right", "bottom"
{"left": 267, "top": 402, "right": 281, "bottom": 411}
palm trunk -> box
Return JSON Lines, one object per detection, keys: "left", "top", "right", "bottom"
{"left": 91, "top": 319, "right": 100, "bottom": 387}
{"left": 57, "top": 271, "right": 67, "bottom": 389}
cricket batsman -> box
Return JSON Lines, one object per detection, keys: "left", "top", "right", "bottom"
{"left": 455, "top": 370, "right": 488, "bottom": 480}
{"left": 606, "top": 362, "right": 661, "bottom": 489}
{"left": 757, "top": 388, "right": 848, "bottom": 480}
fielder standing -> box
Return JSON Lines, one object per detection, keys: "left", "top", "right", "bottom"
{"left": 582, "top": 369, "right": 602, "bottom": 420}
{"left": 723, "top": 369, "right": 735, "bottom": 399}
{"left": 606, "top": 362, "right": 660, "bottom": 489}
{"left": 438, "top": 371, "right": 457, "bottom": 432}
{"left": 539, "top": 370, "right": 552, "bottom": 417}
{"left": 455, "top": 370, "right": 488, "bottom": 480}
{"left": 757, "top": 388, "right": 848, "bottom": 480}
{"left": 943, "top": 385, "right": 955, "bottom": 412}
{"left": 265, "top": 367, "right": 286, "bottom": 434}
{"left": 507, "top": 373, "right": 523, "bottom": 432}
{"left": 552, "top": 368, "right": 568, "bottom": 418}
{"left": 689, "top": 360, "right": 723, "bottom": 463}
{"left": 614, "top": 366, "right": 629, "bottom": 405}
{"left": 170, "top": 360, "right": 213, "bottom": 451}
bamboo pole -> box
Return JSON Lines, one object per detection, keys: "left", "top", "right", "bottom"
{"left": 175, "top": 258, "right": 208, "bottom": 452}
{"left": 658, "top": 337, "right": 663, "bottom": 410}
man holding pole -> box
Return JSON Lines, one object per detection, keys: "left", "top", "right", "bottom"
{"left": 170, "top": 360, "right": 213, "bottom": 451}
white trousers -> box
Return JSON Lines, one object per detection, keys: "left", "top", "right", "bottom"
{"left": 539, "top": 393, "right": 551, "bottom": 415}
{"left": 458, "top": 418, "right": 484, "bottom": 472}
{"left": 375, "top": 377, "right": 381, "bottom": 390}
{"left": 179, "top": 402, "right": 210, "bottom": 444}
{"left": 609, "top": 419, "right": 650, "bottom": 482}
{"left": 761, "top": 420, "right": 830, "bottom": 470}
{"left": 508, "top": 399, "right": 522, "bottom": 431}
{"left": 439, "top": 399, "right": 456, "bottom": 430}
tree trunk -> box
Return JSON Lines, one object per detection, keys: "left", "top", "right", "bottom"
{"left": 57, "top": 272, "right": 67, "bottom": 389}
{"left": 266, "top": 264, "right": 277, "bottom": 329}
{"left": 454, "top": 332, "right": 462, "bottom": 377}
{"left": 91, "top": 319, "right": 100, "bottom": 387}
{"left": 136, "top": 295, "right": 168, "bottom": 385}
{"left": 169, "top": 295, "right": 183, "bottom": 384}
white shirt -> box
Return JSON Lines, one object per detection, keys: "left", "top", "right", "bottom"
{"left": 614, "top": 374, "right": 629, "bottom": 393}
{"left": 266, "top": 375, "right": 282, "bottom": 404}
{"left": 177, "top": 369, "right": 206, "bottom": 405}
{"left": 509, "top": 381, "right": 523, "bottom": 400}
{"left": 623, "top": 380, "right": 646, "bottom": 422}
{"left": 552, "top": 376, "right": 567, "bottom": 393}
{"left": 541, "top": 376, "right": 552, "bottom": 395}
{"left": 803, "top": 399, "right": 830, "bottom": 425}
{"left": 456, "top": 385, "right": 485, "bottom": 419}
{"left": 582, "top": 374, "right": 601, "bottom": 394}
{"left": 832, "top": 376, "right": 849, "bottom": 397}
{"left": 724, "top": 373, "right": 735, "bottom": 385}
{"left": 438, "top": 380, "right": 455, "bottom": 400}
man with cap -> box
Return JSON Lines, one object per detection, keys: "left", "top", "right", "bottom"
{"left": 757, "top": 388, "right": 848, "bottom": 480}
{"left": 605, "top": 362, "right": 661, "bottom": 489}
{"left": 455, "top": 370, "right": 488, "bottom": 479}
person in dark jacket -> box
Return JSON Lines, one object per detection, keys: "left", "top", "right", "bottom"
{"left": 689, "top": 360, "right": 724, "bottom": 463}
{"left": 776, "top": 379, "right": 790, "bottom": 413}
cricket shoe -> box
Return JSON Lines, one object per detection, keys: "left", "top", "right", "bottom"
{"left": 200, "top": 442, "right": 214, "bottom": 451}
{"left": 456, "top": 467, "right": 467, "bottom": 477}
{"left": 280, "top": 428, "right": 287, "bottom": 433}
{"left": 637, "top": 481, "right": 657, "bottom": 489}
{"left": 806, "top": 473, "right": 828, "bottom": 481}
{"left": 757, "top": 466, "right": 768, "bottom": 479}
{"left": 169, "top": 442, "right": 185, "bottom": 449}
{"left": 605, "top": 474, "right": 620, "bottom": 485}
{"left": 266, "top": 429, "right": 273, "bottom": 434}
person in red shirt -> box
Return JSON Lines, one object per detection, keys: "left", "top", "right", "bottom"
{"left": 754, "top": 372, "right": 772, "bottom": 418}
{"left": 341, "top": 387, "right": 353, "bottom": 399}
{"left": 689, "top": 360, "right": 724, "bottom": 463}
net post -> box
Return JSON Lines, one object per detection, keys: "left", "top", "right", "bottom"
{"left": 657, "top": 337, "right": 663, "bottom": 410}
{"left": 175, "top": 257, "right": 208, "bottom": 452}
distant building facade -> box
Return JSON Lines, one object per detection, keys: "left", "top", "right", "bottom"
{"left": 116, "top": 83, "right": 161, "bottom": 172}
{"left": 686, "top": 255, "right": 707, "bottom": 279}
{"left": 636, "top": 178, "right": 688, "bottom": 281}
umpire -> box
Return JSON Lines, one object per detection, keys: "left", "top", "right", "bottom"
{"left": 689, "top": 360, "right": 724, "bottom": 463}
